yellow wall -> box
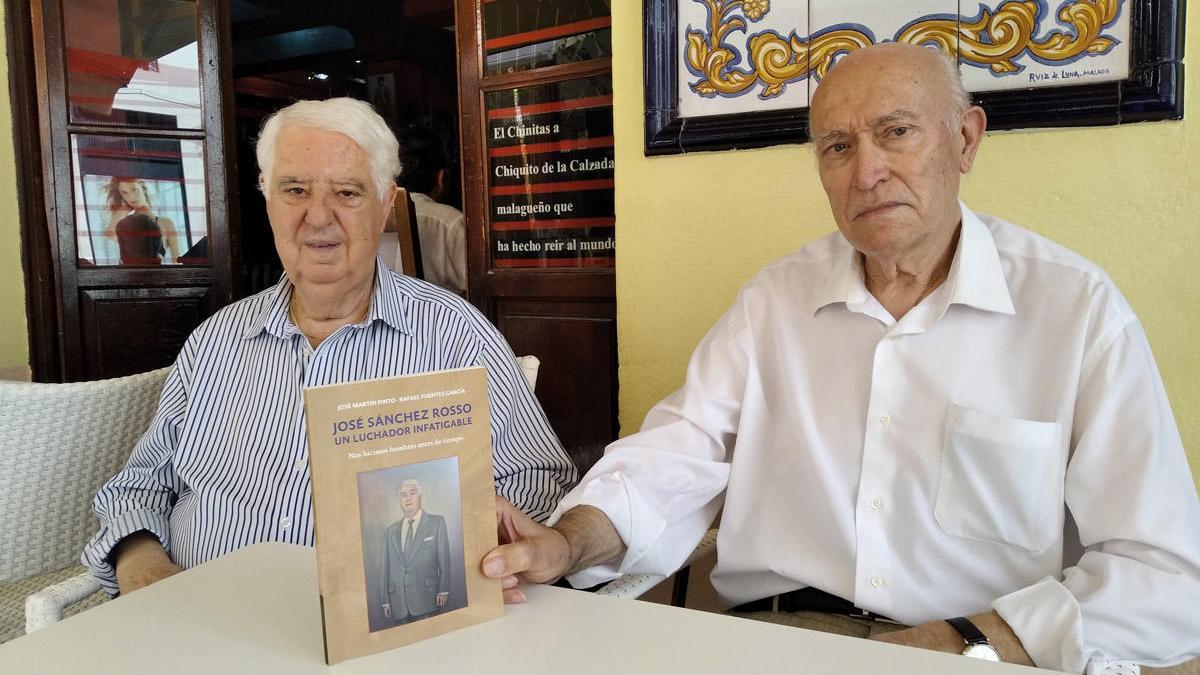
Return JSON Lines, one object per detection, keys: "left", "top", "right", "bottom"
{"left": 0, "top": 2, "right": 31, "bottom": 376}
{"left": 611, "top": 3, "right": 1200, "bottom": 484}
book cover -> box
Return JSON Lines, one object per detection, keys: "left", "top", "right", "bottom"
{"left": 304, "top": 367, "right": 503, "bottom": 664}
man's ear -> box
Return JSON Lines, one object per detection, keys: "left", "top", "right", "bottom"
{"left": 958, "top": 106, "right": 987, "bottom": 174}
{"left": 433, "top": 168, "right": 447, "bottom": 201}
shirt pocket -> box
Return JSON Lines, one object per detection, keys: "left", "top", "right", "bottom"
{"left": 934, "top": 404, "right": 1065, "bottom": 554}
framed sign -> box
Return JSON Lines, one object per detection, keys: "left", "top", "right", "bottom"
{"left": 644, "top": 0, "right": 1184, "bottom": 155}
{"left": 485, "top": 74, "right": 616, "bottom": 269}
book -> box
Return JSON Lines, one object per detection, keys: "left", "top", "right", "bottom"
{"left": 304, "top": 366, "right": 504, "bottom": 664}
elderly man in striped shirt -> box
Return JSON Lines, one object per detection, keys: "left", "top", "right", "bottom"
{"left": 82, "top": 98, "right": 578, "bottom": 595}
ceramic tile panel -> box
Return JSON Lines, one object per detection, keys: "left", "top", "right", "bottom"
{"left": 958, "top": 0, "right": 1131, "bottom": 93}
{"left": 677, "top": 0, "right": 809, "bottom": 118}
{"left": 808, "top": 0, "right": 959, "bottom": 100}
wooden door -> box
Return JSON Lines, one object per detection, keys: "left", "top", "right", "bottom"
{"left": 455, "top": 0, "right": 617, "bottom": 472}
{"left": 20, "top": 0, "right": 235, "bottom": 381}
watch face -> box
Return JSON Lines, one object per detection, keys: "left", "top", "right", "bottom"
{"left": 963, "top": 644, "right": 1002, "bottom": 662}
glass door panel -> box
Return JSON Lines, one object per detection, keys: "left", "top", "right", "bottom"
{"left": 63, "top": 0, "right": 203, "bottom": 130}
{"left": 484, "top": 74, "right": 614, "bottom": 269}
{"left": 483, "top": 0, "right": 612, "bottom": 75}
{"left": 70, "top": 134, "right": 208, "bottom": 266}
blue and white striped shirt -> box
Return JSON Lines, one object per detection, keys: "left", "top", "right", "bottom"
{"left": 83, "top": 259, "right": 577, "bottom": 594}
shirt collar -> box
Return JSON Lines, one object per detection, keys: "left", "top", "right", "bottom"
{"left": 241, "top": 257, "right": 414, "bottom": 340}
{"left": 811, "top": 202, "right": 1015, "bottom": 317}
{"left": 243, "top": 274, "right": 295, "bottom": 340}
{"left": 810, "top": 238, "right": 870, "bottom": 315}
{"left": 943, "top": 203, "right": 1016, "bottom": 315}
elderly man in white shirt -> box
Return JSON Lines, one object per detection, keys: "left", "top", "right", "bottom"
{"left": 479, "top": 43, "right": 1200, "bottom": 674}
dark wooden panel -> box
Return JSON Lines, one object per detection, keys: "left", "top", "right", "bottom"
{"left": 483, "top": 269, "right": 614, "bottom": 299}
{"left": 456, "top": 0, "right": 619, "bottom": 476}
{"left": 497, "top": 300, "right": 616, "bottom": 474}
{"left": 79, "top": 287, "right": 211, "bottom": 380}
{"left": 199, "top": 0, "right": 237, "bottom": 311}
{"left": 5, "top": 0, "right": 60, "bottom": 381}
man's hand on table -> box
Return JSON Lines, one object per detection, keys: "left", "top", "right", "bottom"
{"left": 870, "top": 610, "right": 1034, "bottom": 666}
{"left": 480, "top": 498, "right": 625, "bottom": 604}
{"left": 113, "top": 531, "right": 183, "bottom": 595}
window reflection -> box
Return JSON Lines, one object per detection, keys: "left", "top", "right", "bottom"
{"left": 72, "top": 135, "right": 208, "bottom": 266}
{"left": 64, "top": 0, "right": 202, "bottom": 130}
{"left": 483, "top": 0, "right": 611, "bottom": 75}
{"left": 485, "top": 28, "right": 612, "bottom": 75}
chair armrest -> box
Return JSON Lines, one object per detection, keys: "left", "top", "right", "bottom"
{"left": 594, "top": 528, "right": 718, "bottom": 600}
{"left": 592, "top": 570, "right": 667, "bottom": 599}
{"left": 25, "top": 571, "right": 102, "bottom": 634}
{"left": 515, "top": 355, "right": 540, "bottom": 391}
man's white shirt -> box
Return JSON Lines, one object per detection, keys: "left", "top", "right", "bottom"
{"left": 411, "top": 192, "right": 467, "bottom": 295}
{"left": 377, "top": 192, "right": 467, "bottom": 295}
{"left": 401, "top": 510, "right": 423, "bottom": 552}
{"left": 553, "top": 204, "right": 1200, "bottom": 673}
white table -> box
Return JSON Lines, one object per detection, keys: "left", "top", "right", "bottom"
{"left": 0, "top": 543, "right": 1049, "bottom": 674}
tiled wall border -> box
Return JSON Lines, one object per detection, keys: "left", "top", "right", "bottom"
{"left": 646, "top": 0, "right": 1183, "bottom": 155}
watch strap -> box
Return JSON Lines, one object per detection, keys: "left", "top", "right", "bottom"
{"left": 945, "top": 616, "right": 988, "bottom": 645}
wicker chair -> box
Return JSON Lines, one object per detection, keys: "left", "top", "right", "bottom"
{"left": 0, "top": 367, "right": 169, "bottom": 642}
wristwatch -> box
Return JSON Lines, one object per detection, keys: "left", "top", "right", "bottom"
{"left": 945, "top": 617, "right": 1001, "bottom": 662}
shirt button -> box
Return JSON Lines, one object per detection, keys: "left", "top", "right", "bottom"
{"left": 280, "top": 516, "right": 292, "bottom": 530}
{"left": 294, "top": 459, "right": 307, "bottom": 472}
{"left": 879, "top": 413, "right": 891, "bottom": 426}
{"left": 870, "top": 498, "right": 883, "bottom": 511}
{"left": 870, "top": 576, "right": 883, "bottom": 588}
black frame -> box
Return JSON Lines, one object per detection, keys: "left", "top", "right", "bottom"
{"left": 644, "top": 0, "right": 1185, "bottom": 155}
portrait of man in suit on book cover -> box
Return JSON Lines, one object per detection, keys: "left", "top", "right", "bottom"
{"left": 382, "top": 478, "right": 450, "bottom": 623}
{"left": 358, "top": 458, "right": 468, "bottom": 633}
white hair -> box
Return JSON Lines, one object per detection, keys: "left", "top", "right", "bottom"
{"left": 255, "top": 97, "right": 400, "bottom": 200}
{"left": 930, "top": 46, "right": 973, "bottom": 125}
{"left": 808, "top": 43, "right": 973, "bottom": 137}
{"left": 399, "top": 479, "right": 422, "bottom": 494}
